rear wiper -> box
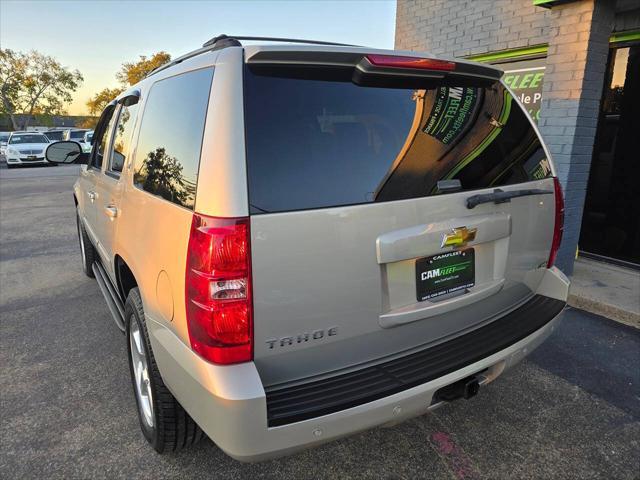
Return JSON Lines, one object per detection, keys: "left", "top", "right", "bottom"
{"left": 466, "top": 188, "right": 553, "bottom": 209}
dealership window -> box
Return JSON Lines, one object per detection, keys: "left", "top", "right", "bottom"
{"left": 501, "top": 57, "right": 546, "bottom": 123}
{"left": 580, "top": 45, "right": 640, "bottom": 265}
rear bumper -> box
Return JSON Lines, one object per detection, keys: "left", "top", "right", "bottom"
{"left": 148, "top": 267, "right": 569, "bottom": 462}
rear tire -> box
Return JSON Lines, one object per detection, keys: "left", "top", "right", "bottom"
{"left": 125, "top": 287, "right": 203, "bottom": 453}
{"left": 76, "top": 211, "right": 95, "bottom": 278}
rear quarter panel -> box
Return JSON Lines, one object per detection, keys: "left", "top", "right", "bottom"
{"left": 113, "top": 50, "right": 221, "bottom": 345}
{"left": 115, "top": 183, "right": 194, "bottom": 343}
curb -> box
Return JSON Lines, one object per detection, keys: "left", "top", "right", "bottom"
{"left": 568, "top": 293, "right": 640, "bottom": 329}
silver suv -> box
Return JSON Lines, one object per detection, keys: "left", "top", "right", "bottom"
{"left": 45, "top": 35, "right": 569, "bottom": 461}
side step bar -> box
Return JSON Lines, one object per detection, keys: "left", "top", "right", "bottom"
{"left": 92, "top": 261, "right": 126, "bottom": 333}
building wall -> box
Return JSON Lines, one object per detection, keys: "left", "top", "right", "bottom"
{"left": 536, "top": 0, "right": 615, "bottom": 274}
{"left": 395, "top": 0, "right": 550, "bottom": 57}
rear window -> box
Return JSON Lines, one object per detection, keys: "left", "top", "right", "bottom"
{"left": 69, "top": 131, "right": 85, "bottom": 139}
{"left": 9, "top": 134, "right": 48, "bottom": 144}
{"left": 44, "top": 131, "right": 64, "bottom": 141}
{"left": 244, "top": 69, "right": 551, "bottom": 214}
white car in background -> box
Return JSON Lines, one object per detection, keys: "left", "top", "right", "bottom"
{"left": 44, "top": 129, "right": 66, "bottom": 142}
{"left": 81, "top": 130, "right": 94, "bottom": 153}
{"left": 0, "top": 132, "right": 10, "bottom": 156}
{"left": 63, "top": 128, "right": 90, "bottom": 142}
{"left": 5, "top": 132, "right": 51, "bottom": 168}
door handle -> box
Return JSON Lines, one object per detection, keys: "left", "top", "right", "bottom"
{"left": 87, "top": 191, "right": 96, "bottom": 202}
{"left": 104, "top": 205, "right": 118, "bottom": 218}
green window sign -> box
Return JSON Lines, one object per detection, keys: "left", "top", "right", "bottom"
{"left": 423, "top": 87, "right": 480, "bottom": 144}
{"left": 532, "top": 0, "right": 578, "bottom": 7}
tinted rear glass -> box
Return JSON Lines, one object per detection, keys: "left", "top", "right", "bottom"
{"left": 44, "top": 131, "right": 64, "bottom": 141}
{"left": 244, "top": 68, "right": 550, "bottom": 214}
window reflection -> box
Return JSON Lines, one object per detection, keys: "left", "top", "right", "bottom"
{"left": 375, "top": 85, "right": 548, "bottom": 201}
{"left": 134, "top": 147, "right": 196, "bottom": 206}
{"left": 603, "top": 47, "right": 628, "bottom": 115}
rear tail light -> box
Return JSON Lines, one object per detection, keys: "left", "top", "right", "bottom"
{"left": 365, "top": 54, "right": 456, "bottom": 71}
{"left": 185, "top": 214, "right": 252, "bottom": 364}
{"left": 547, "top": 177, "right": 564, "bottom": 268}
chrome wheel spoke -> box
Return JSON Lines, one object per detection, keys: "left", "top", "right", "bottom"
{"left": 129, "top": 319, "right": 154, "bottom": 428}
{"left": 132, "top": 329, "right": 144, "bottom": 356}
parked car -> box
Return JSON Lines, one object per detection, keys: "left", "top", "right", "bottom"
{"left": 63, "top": 128, "right": 90, "bottom": 142}
{"left": 0, "top": 131, "right": 10, "bottom": 156}
{"left": 5, "top": 132, "right": 51, "bottom": 168}
{"left": 81, "top": 130, "right": 93, "bottom": 153}
{"left": 45, "top": 36, "right": 569, "bottom": 461}
{"left": 44, "top": 129, "right": 66, "bottom": 142}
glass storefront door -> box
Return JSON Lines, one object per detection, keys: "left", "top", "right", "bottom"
{"left": 580, "top": 44, "right": 640, "bottom": 266}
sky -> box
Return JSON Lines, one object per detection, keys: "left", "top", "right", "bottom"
{"left": 1, "top": 0, "right": 397, "bottom": 115}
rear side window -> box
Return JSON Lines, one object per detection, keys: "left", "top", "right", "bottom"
{"left": 244, "top": 69, "right": 551, "bottom": 214}
{"left": 133, "top": 67, "right": 214, "bottom": 209}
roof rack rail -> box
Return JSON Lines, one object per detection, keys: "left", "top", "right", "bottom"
{"left": 145, "top": 47, "right": 209, "bottom": 79}
{"left": 147, "top": 34, "right": 360, "bottom": 79}
{"left": 201, "top": 34, "right": 243, "bottom": 49}
{"left": 202, "top": 34, "right": 359, "bottom": 48}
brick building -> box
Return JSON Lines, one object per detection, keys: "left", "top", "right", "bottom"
{"left": 396, "top": 0, "right": 640, "bottom": 273}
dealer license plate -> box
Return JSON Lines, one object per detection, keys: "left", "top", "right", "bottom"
{"left": 415, "top": 249, "right": 475, "bottom": 302}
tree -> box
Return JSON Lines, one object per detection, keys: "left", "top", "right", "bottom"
{"left": 0, "top": 50, "right": 24, "bottom": 130}
{"left": 116, "top": 51, "right": 171, "bottom": 86}
{"left": 84, "top": 51, "right": 171, "bottom": 121}
{"left": 0, "top": 49, "right": 83, "bottom": 130}
{"left": 86, "top": 87, "right": 124, "bottom": 116}
{"left": 76, "top": 115, "right": 101, "bottom": 130}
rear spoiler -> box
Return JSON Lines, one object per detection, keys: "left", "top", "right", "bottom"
{"left": 245, "top": 49, "right": 503, "bottom": 88}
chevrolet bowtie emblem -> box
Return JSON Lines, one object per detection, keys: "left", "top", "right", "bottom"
{"left": 441, "top": 226, "right": 477, "bottom": 248}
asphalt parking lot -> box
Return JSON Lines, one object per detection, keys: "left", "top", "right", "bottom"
{"left": 1, "top": 165, "right": 639, "bottom": 479}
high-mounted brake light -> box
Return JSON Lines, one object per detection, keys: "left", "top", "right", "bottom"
{"left": 365, "top": 54, "right": 456, "bottom": 71}
{"left": 547, "top": 177, "right": 564, "bottom": 268}
{"left": 185, "top": 214, "right": 252, "bottom": 364}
